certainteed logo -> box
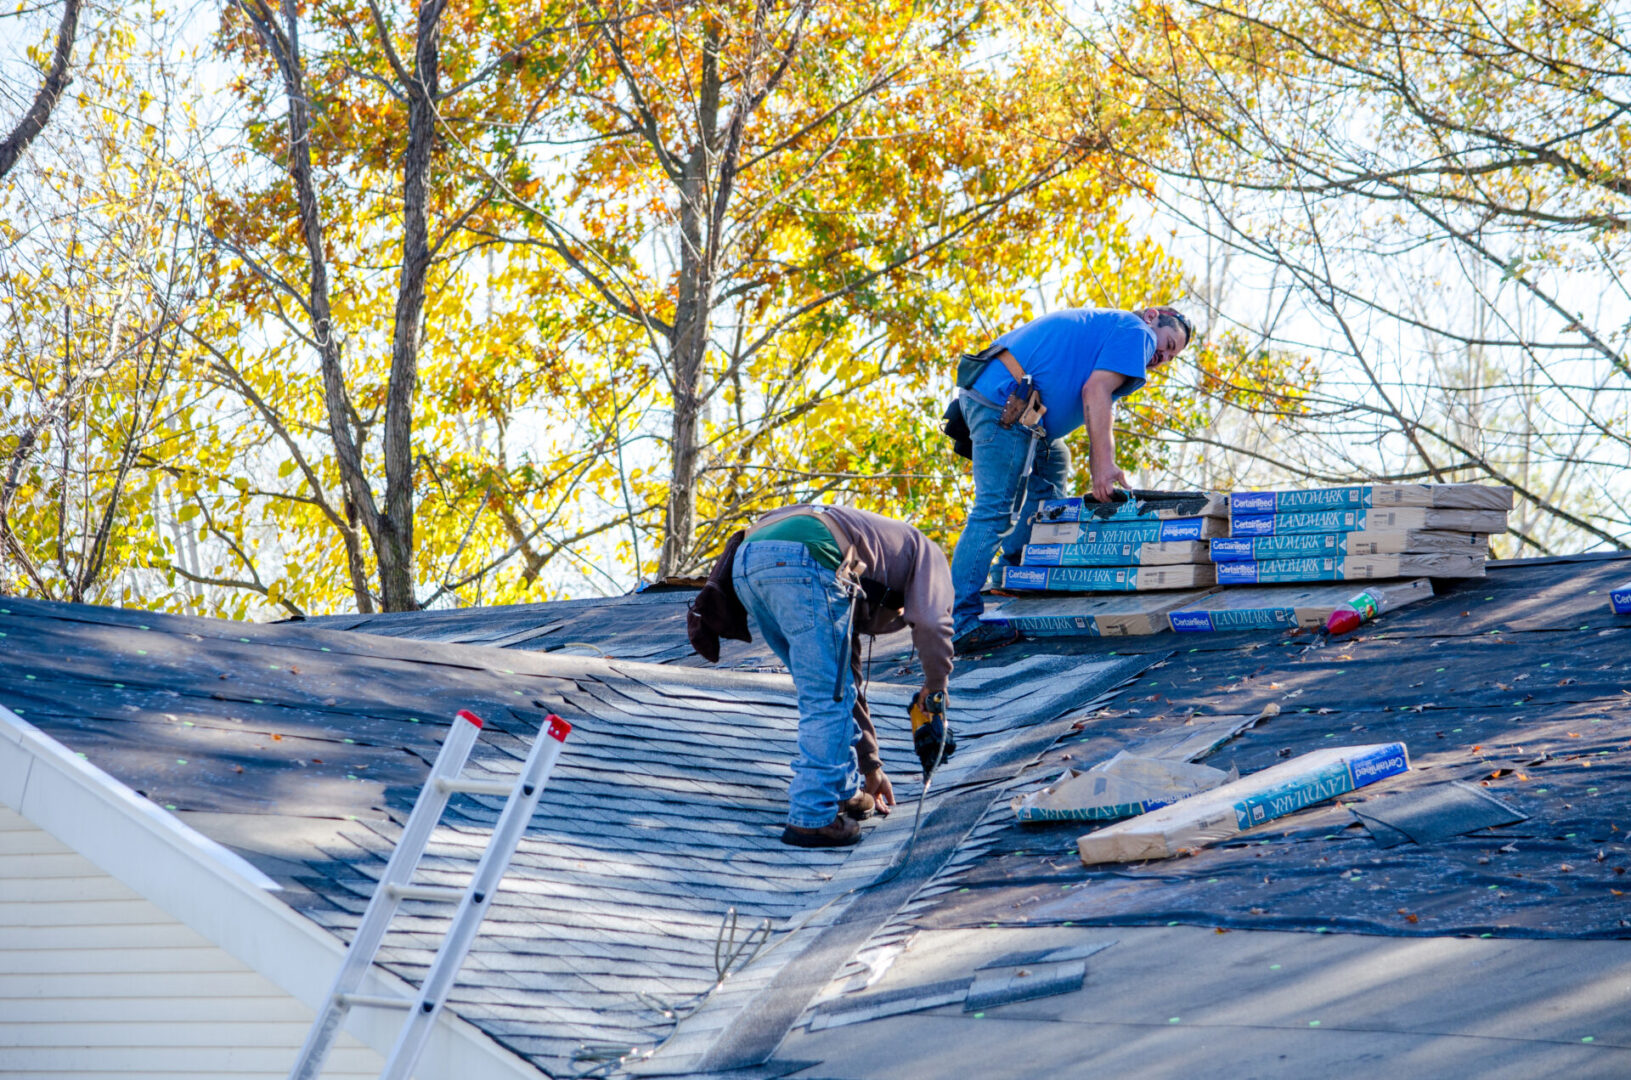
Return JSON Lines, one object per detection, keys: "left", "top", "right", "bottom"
{"left": 1352, "top": 747, "right": 1408, "bottom": 781}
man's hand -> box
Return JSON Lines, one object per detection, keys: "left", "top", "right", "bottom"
{"left": 1082, "top": 369, "right": 1127, "bottom": 502}
{"left": 864, "top": 768, "right": 894, "bottom": 816}
{"left": 1090, "top": 464, "right": 1129, "bottom": 502}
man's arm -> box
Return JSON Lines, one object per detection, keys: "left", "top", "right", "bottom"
{"left": 1082, "top": 368, "right": 1130, "bottom": 501}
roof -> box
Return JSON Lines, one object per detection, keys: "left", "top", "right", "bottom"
{"left": 0, "top": 593, "right": 1143, "bottom": 1076}
{"left": 3, "top": 551, "right": 1630, "bottom": 1077}
{"left": 908, "top": 552, "right": 1631, "bottom": 939}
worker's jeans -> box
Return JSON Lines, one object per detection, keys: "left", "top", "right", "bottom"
{"left": 949, "top": 393, "right": 1071, "bottom": 637}
{"left": 732, "top": 541, "right": 862, "bottom": 829}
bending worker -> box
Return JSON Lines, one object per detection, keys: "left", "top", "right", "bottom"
{"left": 689, "top": 504, "right": 955, "bottom": 849}
{"left": 948, "top": 305, "right": 1193, "bottom": 655}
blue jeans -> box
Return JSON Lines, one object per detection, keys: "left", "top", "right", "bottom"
{"left": 949, "top": 393, "right": 1071, "bottom": 636}
{"left": 732, "top": 541, "right": 863, "bottom": 829}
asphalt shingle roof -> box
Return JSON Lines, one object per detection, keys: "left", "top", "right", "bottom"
{"left": 0, "top": 594, "right": 1140, "bottom": 1075}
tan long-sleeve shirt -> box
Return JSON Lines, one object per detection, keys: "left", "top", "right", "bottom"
{"left": 750, "top": 504, "right": 955, "bottom": 693}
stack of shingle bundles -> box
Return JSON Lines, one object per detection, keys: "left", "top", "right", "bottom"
{"left": 1002, "top": 491, "right": 1228, "bottom": 593}
{"left": 1212, "top": 483, "right": 1511, "bottom": 585}
{"left": 979, "top": 590, "right": 1217, "bottom": 637}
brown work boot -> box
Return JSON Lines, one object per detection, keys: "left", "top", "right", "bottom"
{"left": 841, "top": 790, "right": 875, "bottom": 820}
{"left": 781, "top": 813, "right": 861, "bottom": 849}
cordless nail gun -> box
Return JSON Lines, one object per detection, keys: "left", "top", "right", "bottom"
{"left": 909, "top": 690, "right": 955, "bottom": 779}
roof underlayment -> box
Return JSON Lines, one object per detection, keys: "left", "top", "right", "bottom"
{"left": 0, "top": 594, "right": 1145, "bottom": 1075}
{"left": 2, "top": 550, "right": 1629, "bottom": 1077}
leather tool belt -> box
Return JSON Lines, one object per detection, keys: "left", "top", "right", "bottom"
{"left": 992, "top": 349, "right": 1046, "bottom": 430}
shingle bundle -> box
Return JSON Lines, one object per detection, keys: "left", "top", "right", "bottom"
{"left": 1212, "top": 483, "right": 1511, "bottom": 584}
{"left": 1002, "top": 492, "right": 1229, "bottom": 592}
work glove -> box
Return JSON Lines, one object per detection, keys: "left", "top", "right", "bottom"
{"left": 909, "top": 689, "right": 955, "bottom": 779}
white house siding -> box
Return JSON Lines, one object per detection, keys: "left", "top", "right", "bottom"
{"left": 0, "top": 806, "right": 384, "bottom": 1079}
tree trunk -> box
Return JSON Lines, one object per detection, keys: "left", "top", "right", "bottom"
{"left": 658, "top": 29, "right": 723, "bottom": 579}
{"left": 0, "top": 0, "right": 81, "bottom": 180}
{"left": 248, "top": 0, "right": 383, "bottom": 613}
{"left": 377, "top": 0, "right": 444, "bottom": 611}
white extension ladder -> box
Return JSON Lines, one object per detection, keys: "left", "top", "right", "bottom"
{"left": 288, "top": 708, "right": 572, "bottom": 1080}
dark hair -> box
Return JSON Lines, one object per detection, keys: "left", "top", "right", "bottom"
{"left": 1151, "top": 306, "right": 1194, "bottom": 348}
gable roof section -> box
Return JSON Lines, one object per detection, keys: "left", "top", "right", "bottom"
{"left": 0, "top": 595, "right": 1141, "bottom": 1076}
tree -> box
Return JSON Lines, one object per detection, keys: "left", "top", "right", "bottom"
{"left": 204, "top": 0, "right": 646, "bottom": 613}
{"left": 0, "top": 0, "right": 82, "bottom": 180}
{"left": 467, "top": 0, "right": 1198, "bottom": 575}
{"left": 0, "top": 3, "right": 212, "bottom": 605}
{"left": 217, "top": 0, "right": 452, "bottom": 610}
{"left": 1095, "top": 0, "right": 1631, "bottom": 552}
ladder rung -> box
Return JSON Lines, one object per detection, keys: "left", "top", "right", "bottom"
{"left": 437, "top": 777, "right": 515, "bottom": 797}
{"left": 386, "top": 883, "right": 465, "bottom": 903}
{"left": 337, "top": 993, "right": 414, "bottom": 1010}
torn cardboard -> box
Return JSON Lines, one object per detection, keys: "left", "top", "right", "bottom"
{"left": 1021, "top": 540, "right": 1211, "bottom": 567}
{"left": 1215, "top": 552, "right": 1484, "bottom": 585}
{"left": 1210, "top": 530, "right": 1489, "bottom": 562}
{"left": 1029, "top": 517, "right": 1227, "bottom": 545}
{"left": 1077, "top": 742, "right": 1410, "bottom": 865}
{"left": 1013, "top": 752, "right": 1236, "bottom": 823}
{"left": 1229, "top": 483, "right": 1513, "bottom": 516}
{"left": 1229, "top": 507, "right": 1508, "bottom": 537}
{"left": 1002, "top": 564, "right": 1216, "bottom": 592}
{"left": 979, "top": 590, "right": 1212, "bottom": 637}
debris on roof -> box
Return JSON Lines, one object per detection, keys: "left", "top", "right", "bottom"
{"left": 906, "top": 552, "right": 1631, "bottom": 939}
{"left": 1076, "top": 741, "right": 1410, "bottom": 865}
{"left": 1011, "top": 752, "right": 1234, "bottom": 824}
{"left": 1350, "top": 780, "right": 1527, "bottom": 849}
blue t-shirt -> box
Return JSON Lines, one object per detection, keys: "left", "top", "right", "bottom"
{"left": 970, "top": 308, "right": 1154, "bottom": 439}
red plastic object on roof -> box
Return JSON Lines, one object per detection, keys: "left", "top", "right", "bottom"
{"left": 456, "top": 709, "right": 485, "bottom": 728}
{"left": 1326, "top": 608, "right": 1363, "bottom": 636}
{"left": 547, "top": 715, "right": 572, "bottom": 742}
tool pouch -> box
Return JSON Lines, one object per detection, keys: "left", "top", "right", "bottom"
{"left": 940, "top": 397, "right": 973, "bottom": 460}
{"left": 998, "top": 377, "right": 1045, "bottom": 430}
{"left": 955, "top": 343, "right": 1005, "bottom": 389}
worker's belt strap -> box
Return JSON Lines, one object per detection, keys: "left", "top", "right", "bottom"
{"left": 992, "top": 349, "right": 1046, "bottom": 431}
{"left": 995, "top": 348, "right": 1027, "bottom": 383}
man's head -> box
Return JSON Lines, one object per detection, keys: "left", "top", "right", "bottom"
{"left": 1139, "top": 306, "right": 1194, "bottom": 369}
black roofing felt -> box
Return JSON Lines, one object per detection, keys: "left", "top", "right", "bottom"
{"left": 0, "top": 594, "right": 1136, "bottom": 1076}
{"left": 5, "top": 553, "right": 1629, "bottom": 1077}
{"left": 911, "top": 553, "right": 1631, "bottom": 939}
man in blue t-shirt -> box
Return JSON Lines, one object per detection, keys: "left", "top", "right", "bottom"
{"left": 949, "top": 306, "right": 1193, "bottom": 654}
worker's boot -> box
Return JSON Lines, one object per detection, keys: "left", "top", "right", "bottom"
{"left": 781, "top": 813, "right": 861, "bottom": 848}
{"left": 840, "top": 790, "right": 875, "bottom": 820}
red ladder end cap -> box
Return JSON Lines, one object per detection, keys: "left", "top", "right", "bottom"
{"left": 456, "top": 709, "right": 486, "bottom": 729}
{"left": 547, "top": 715, "right": 572, "bottom": 741}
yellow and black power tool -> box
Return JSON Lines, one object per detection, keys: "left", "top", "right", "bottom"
{"left": 909, "top": 690, "right": 955, "bottom": 779}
